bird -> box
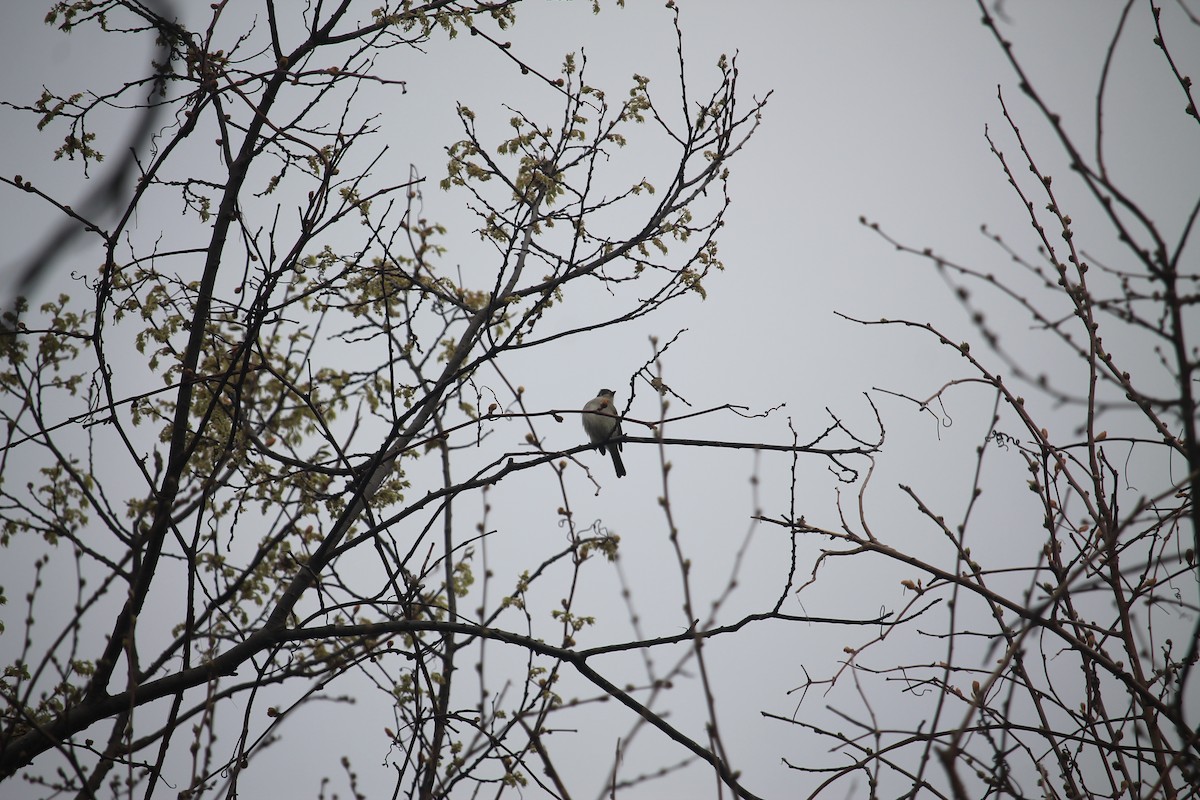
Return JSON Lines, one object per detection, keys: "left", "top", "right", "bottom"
{"left": 582, "top": 388, "right": 626, "bottom": 478}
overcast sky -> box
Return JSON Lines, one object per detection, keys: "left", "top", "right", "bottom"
{"left": 2, "top": 2, "right": 1196, "bottom": 798}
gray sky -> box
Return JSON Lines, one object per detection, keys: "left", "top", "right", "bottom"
{"left": 2, "top": 1, "right": 1196, "bottom": 798}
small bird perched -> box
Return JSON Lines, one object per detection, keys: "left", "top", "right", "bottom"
{"left": 582, "top": 388, "right": 626, "bottom": 478}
